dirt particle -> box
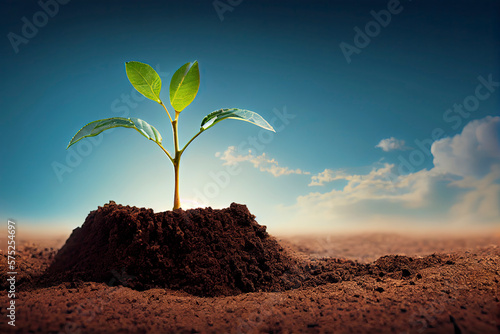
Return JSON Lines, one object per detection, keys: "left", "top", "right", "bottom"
{"left": 401, "top": 268, "right": 412, "bottom": 277}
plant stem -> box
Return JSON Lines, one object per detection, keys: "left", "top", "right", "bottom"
{"left": 180, "top": 128, "right": 205, "bottom": 154}
{"left": 158, "top": 100, "right": 180, "bottom": 209}
{"left": 157, "top": 143, "right": 174, "bottom": 162}
{"left": 160, "top": 101, "right": 173, "bottom": 123}
{"left": 173, "top": 158, "right": 181, "bottom": 210}
{"left": 172, "top": 112, "right": 181, "bottom": 210}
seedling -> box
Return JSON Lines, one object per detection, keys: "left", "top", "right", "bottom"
{"left": 67, "top": 61, "right": 275, "bottom": 210}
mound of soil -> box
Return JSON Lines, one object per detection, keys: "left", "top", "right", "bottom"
{"left": 46, "top": 201, "right": 302, "bottom": 297}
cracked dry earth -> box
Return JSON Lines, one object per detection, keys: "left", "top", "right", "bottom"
{"left": 0, "top": 204, "right": 498, "bottom": 333}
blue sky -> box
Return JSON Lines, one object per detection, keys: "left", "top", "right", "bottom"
{"left": 1, "top": 0, "right": 499, "bottom": 236}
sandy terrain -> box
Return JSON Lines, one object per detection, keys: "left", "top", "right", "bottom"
{"left": 0, "top": 231, "right": 498, "bottom": 333}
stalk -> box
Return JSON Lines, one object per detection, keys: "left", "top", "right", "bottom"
{"left": 173, "top": 159, "right": 181, "bottom": 210}
{"left": 172, "top": 113, "right": 181, "bottom": 210}
{"left": 181, "top": 128, "right": 204, "bottom": 153}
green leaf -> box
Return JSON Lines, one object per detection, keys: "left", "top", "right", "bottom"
{"left": 67, "top": 117, "right": 162, "bottom": 149}
{"left": 125, "top": 61, "right": 162, "bottom": 103}
{"left": 169, "top": 61, "right": 200, "bottom": 112}
{"left": 201, "top": 108, "right": 275, "bottom": 132}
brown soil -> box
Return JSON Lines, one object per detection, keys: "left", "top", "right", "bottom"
{"left": 44, "top": 201, "right": 301, "bottom": 297}
{"left": 0, "top": 202, "right": 499, "bottom": 333}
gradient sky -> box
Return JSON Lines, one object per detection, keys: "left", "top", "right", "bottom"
{"left": 1, "top": 0, "right": 499, "bottom": 236}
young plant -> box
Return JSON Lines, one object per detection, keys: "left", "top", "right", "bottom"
{"left": 67, "top": 61, "right": 275, "bottom": 210}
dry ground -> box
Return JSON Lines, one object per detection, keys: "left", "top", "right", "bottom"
{"left": 1, "top": 232, "right": 499, "bottom": 333}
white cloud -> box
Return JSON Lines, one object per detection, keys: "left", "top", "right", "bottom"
{"left": 449, "top": 165, "right": 500, "bottom": 225}
{"left": 376, "top": 137, "right": 408, "bottom": 152}
{"left": 432, "top": 116, "right": 500, "bottom": 177}
{"left": 304, "top": 163, "right": 439, "bottom": 208}
{"left": 216, "top": 146, "right": 310, "bottom": 177}
{"left": 271, "top": 116, "right": 500, "bottom": 233}
{"left": 309, "top": 169, "right": 348, "bottom": 186}
{"left": 271, "top": 164, "right": 446, "bottom": 234}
